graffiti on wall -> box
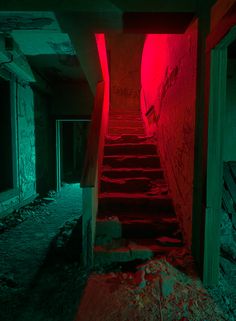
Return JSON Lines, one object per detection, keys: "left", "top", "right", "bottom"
{"left": 112, "top": 85, "right": 140, "bottom": 99}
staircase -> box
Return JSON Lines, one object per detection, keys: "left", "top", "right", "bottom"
{"left": 94, "top": 109, "right": 183, "bottom": 265}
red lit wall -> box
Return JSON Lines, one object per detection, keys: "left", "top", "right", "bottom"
{"left": 106, "top": 33, "right": 144, "bottom": 113}
{"left": 95, "top": 33, "right": 110, "bottom": 119}
{"left": 95, "top": 34, "right": 110, "bottom": 187}
{"left": 140, "top": 22, "right": 198, "bottom": 247}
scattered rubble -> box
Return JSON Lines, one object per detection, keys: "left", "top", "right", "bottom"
{"left": 78, "top": 254, "right": 227, "bottom": 321}
{"left": 0, "top": 184, "right": 84, "bottom": 321}
{"left": 0, "top": 190, "right": 56, "bottom": 233}
{"left": 51, "top": 217, "right": 83, "bottom": 263}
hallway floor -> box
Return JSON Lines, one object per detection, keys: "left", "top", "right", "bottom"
{"left": 0, "top": 183, "right": 233, "bottom": 321}
{"left": 0, "top": 183, "right": 88, "bottom": 321}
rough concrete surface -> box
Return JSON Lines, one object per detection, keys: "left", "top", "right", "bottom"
{"left": 0, "top": 183, "right": 235, "bottom": 321}
{"left": 0, "top": 183, "right": 86, "bottom": 321}
{"left": 77, "top": 252, "right": 227, "bottom": 321}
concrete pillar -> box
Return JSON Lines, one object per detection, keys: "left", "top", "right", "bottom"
{"left": 191, "top": 8, "right": 211, "bottom": 279}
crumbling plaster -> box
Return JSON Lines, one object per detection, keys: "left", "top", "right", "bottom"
{"left": 141, "top": 21, "right": 198, "bottom": 247}
{"left": 0, "top": 79, "right": 36, "bottom": 216}
{"left": 107, "top": 33, "right": 144, "bottom": 112}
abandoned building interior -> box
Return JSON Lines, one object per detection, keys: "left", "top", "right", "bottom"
{"left": 0, "top": 0, "right": 236, "bottom": 320}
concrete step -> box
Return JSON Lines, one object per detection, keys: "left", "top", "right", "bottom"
{"left": 95, "top": 236, "right": 182, "bottom": 248}
{"left": 104, "top": 143, "right": 157, "bottom": 156}
{"left": 99, "top": 193, "right": 173, "bottom": 214}
{"left": 96, "top": 216, "right": 181, "bottom": 240}
{"left": 109, "top": 120, "right": 143, "bottom": 128}
{"left": 103, "top": 155, "right": 161, "bottom": 169}
{"left": 105, "top": 135, "right": 153, "bottom": 144}
{"left": 100, "top": 177, "right": 167, "bottom": 194}
{"left": 94, "top": 241, "right": 183, "bottom": 265}
{"left": 102, "top": 168, "right": 164, "bottom": 180}
{"left": 97, "top": 209, "right": 176, "bottom": 220}
{"left": 108, "top": 127, "right": 145, "bottom": 135}
{"left": 109, "top": 110, "right": 141, "bottom": 117}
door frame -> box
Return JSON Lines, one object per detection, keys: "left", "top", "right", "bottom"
{"left": 204, "top": 26, "right": 236, "bottom": 286}
{"left": 55, "top": 118, "right": 90, "bottom": 192}
{"left": 55, "top": 120, "right": 62, "bottom": 192}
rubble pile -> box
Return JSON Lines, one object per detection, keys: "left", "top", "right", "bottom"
{"left": 77, "top": 250, "right": 227, "bottom": 321}
{"left": 52, "top": 217, "right": 83, "bottom": 263}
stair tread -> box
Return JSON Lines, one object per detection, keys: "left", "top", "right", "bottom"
{"left": 95, "top": 242, "right": 182, "bottom": 253}
{"left": 97, "top": 216, "right": 178, "bottom": 224}
{"left": 106, "top": 134, "right": 150, "bottom": 139}
{"left": 104, "top": 142, "right": 155, "bottom": 147}
{"left": 102, "top": 167, "right": 163, "bottom": 172}
{"left": 104, "top": 154, "right": 159, "bottom": 159}
{"left": 101, "top": 176, "right": 165, "bottom": 183}
{"left": 101, "top": 176, "right": 168, "bottom": 194}
{"left": 100, "top": 192, "right": 171, "bottom": 198}
{"left": 102, "top": 168, "right": 164, "bottom": 178}
{"left": 98, "top": 211, "right": 176, "bottom": 218}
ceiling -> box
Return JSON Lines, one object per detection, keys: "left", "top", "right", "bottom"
{"left": 0, "top": 1, "right": 210, "bottom": 91}
{"left": 0, "top": 0, "right": 197, "bottom": 12}
{"left": 0, "top": 12, "right": 85, "bottom": 83}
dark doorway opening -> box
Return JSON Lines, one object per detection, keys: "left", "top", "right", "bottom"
{"left": 0, "top": 76, "right": 13, "bottom": 193}
{"left": 56, "top": 120, "right": 89, "bottom": 190}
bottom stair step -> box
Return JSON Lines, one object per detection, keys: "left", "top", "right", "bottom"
{"left": 95, "top": 235, "right": 183, "bottom": 248}
{"left": 99, "top": 194, "right": 174, "bottom": 214}
{"left": 96, "top": 216, "right": 181, "bottom": 239}
{"left": 94, "top": 240, "right": 183, "bottom": 265}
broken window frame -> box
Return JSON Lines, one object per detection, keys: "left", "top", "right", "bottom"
{"left": 0, "top": 68, "right": 18, "bottom": 201}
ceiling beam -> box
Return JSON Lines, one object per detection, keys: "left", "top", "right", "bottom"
{"left": 0, "top": 0, "right": 197, "bottom": 12}
{"left": 56, "top": 13, "right": 102, "bottom": 95}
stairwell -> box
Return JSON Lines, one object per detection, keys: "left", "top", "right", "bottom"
{"left": 94, "top": 109, "right": 183, "bottom": 265}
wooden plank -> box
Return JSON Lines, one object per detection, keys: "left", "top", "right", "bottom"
{"left": 228, "top": 161, "right": 236, "bottom": 180}
{"left": 222, "top": 187, "right": 235, "bottom": 215}
{"left": 204, "top": 46, "right": 227, "bottom": 286}
{"left": 203, "top": 207, "right": 221, "bottom": 287}
{"left": 224, "top": 163, "right": 236, "bottom": 205}
{"left": 211, "top": 0, "right": 236, "bottom": 31}
{"left": 81, "top": 81, "right": 105, "bottom": 187}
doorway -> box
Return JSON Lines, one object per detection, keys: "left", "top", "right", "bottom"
{"left": 204, "top": 26, "right": 236, "bottom": 286}
{"left": 56, "top": 120, "right": 89, "bottom": 192}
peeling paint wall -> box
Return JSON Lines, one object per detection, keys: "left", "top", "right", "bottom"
{"left": 0, "top": 80, "right": 36, "bottom": 216}
{"left": 18, "top": 83, "right": 36, "bottom": 200}
{"left": 223, "top": 59, "right": 236, "bottom": 162}
{"left": 141, "top": 22, "right": 198, "bottom": 247}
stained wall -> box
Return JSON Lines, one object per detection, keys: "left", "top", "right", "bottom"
{"left": 106, "top": 33, "right": 144, "bottom": 113}
{"left": 140, "top": 21, "right": 198, "bottom": 247}
{"left": 0, "top": 80, "right": 37, "bottom": 216}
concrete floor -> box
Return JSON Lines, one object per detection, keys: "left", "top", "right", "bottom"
{"left": 0, "top": 183, "right": 87, "bottom": 321}
{"left": 76, "top": 252, "right": 227, "bottom": 321}
{"left": 0, "top": 183, "right": 234, "bottom": 321}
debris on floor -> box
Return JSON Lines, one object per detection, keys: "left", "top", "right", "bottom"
{"left": 77, "top": 253, "right": 227, "bottom": 321}
{"left": 0, "top": 183, "right": 84, "bottom": 321}
{"left": 0, "top": 190, "right": 57, "bottom": 233}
